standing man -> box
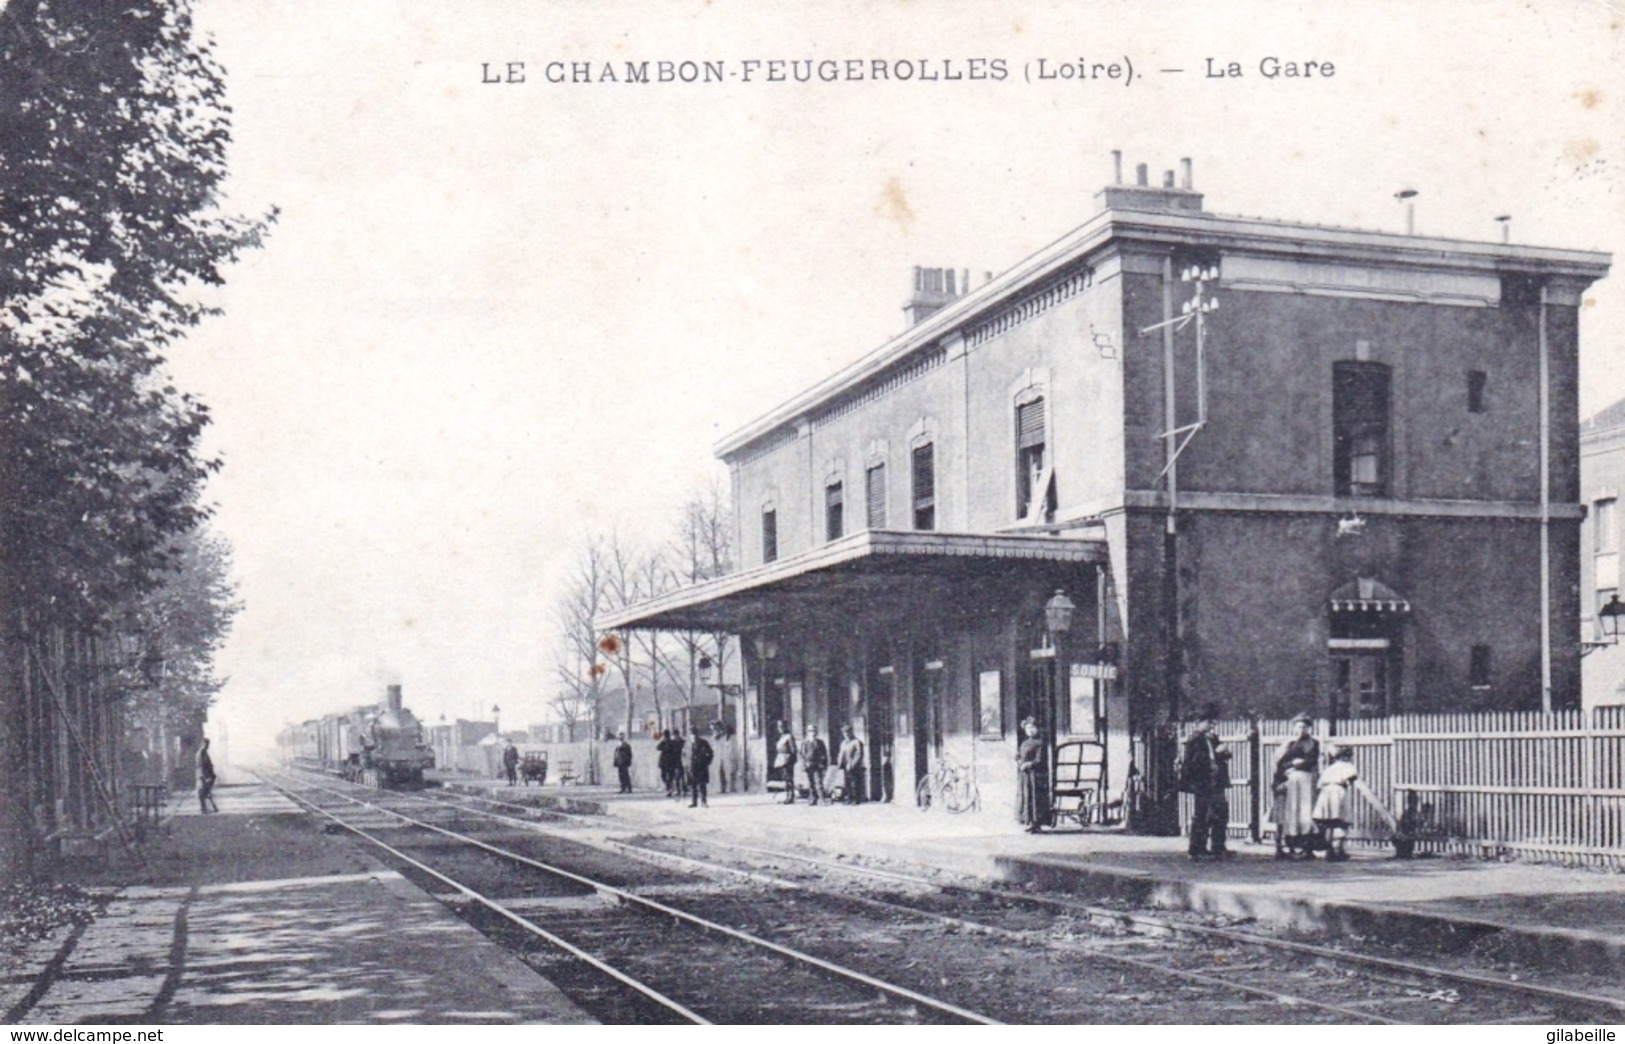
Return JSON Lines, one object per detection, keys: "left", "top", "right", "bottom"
{"left": 710, "top": 720, "right": 734, "bottom": 793}
{"left": 688, "top": 728, "right": 714, "bottom": 807}
{"left": 836, "top": 724, "right": 866, "bottom": 805}
{"left": 657, "top": 729, "right": 677, "bottom": 796}
{"left": 1181, "top": 707, "right": 1232, "bottom": 860}
{"left": 773, "top": 721, "right": 798, "bottom": 804}
{"left": 800, "top": 726, "right": 830, "bottom": 805}
{"left": 502, "top": 740, "right": 520, "bottom": 786}
{"left": 613, "top": 731, "right": 634, "bottom": 793}
{"left": 196, "top": 738, "right": 218, "bottom": 814}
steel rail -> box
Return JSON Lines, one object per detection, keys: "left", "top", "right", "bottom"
{"left": 271, "top": 770, "right": 1000, "bottom": 1025}
{"left": 387, "top": 776, "right": 1625, "bottom": 1020}
{"left": 256, "top": 772, "right": 708, "bottom": 1024}
{"left": 656, "top": 834, "right": 1625, "bottom": 1020}
{"left": 312, "top": 778, "right": 1405, "bottom": 1023}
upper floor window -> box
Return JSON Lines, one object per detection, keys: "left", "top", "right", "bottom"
{"left": 865, "top": 463, "right": 887, "bottom": 529}
{"left": 1469, "top": 644, "right": 1493, "bottom": 690}
{"left": 825, "top": 481, "right": 844, "bottom": 542}
{"left": 1467, "top": 370, "right": 1488, "bottom": 414}
{"left": 1333, "top": 361, "right": 1390, "bottom": 498}
{"left": 1596, "top": 497, "right": 1617, "bottom": 553}
{"left": 1016, "top": 396, "right": 1055, "bottom": 521}
{"left": 911, "top": 443, "right": 935, "bottom": 531}
{"left": 761, "top": 508, "right": 778, "bottom": 564}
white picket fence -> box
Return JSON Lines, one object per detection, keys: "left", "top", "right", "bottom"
{"left": 1178, "top": 706, "right": 1625, "bottom": 868}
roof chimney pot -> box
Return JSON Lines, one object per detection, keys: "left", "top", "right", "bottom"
{"left": 1112, "top": 150, "right": 1123, "bottom": 184}
{"left": 1180, "top": 158, "right": 1193, "bottom": 190}
{"left": 1135, "top": 163, "right": 1149, "bottom": 186}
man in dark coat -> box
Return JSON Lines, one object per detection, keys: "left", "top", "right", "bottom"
{"left": 613, "top": 731, "right": 633, "bottom": 793}
{"left": 196, "top": 738, "right": 218, "bottom": 814}
{"left": 773, "top": 722, "right": 798, "bottom": 804}
{"left": 688, "top": 730, "right": 714, "bottom": 807}
{"left": 1181, "top": 709, "right": 1232, "bottom": 860}
{"left": 800, "top": 726, "right": 830, "bottom": 805}
{"left": 502, "top": 740, "right": 520, "bottom": 786}
{"left": 657, "top": 729, "right": 677, "bottom": 796}
{"left": 836, "top": 725, "right": 866, "bottom": 805}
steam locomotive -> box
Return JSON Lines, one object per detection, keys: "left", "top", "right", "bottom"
{"left": 279, "top": 684, "right": 435, "bottom": 787}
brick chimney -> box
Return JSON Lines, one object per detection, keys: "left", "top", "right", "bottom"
{"left": 1095, "top": 151, "right": 1204, "bottom": 214}
{"left": 903, "top": 266, "right": 970, "bottom": 326}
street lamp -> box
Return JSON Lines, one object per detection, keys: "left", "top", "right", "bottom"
{"left": 1584, "top": 595, "right": 1625, "bottom": 656}
{"left": 1044, "top": 589, "right": 1076, "bottom": 640}
{"left": 1603, "top": 596, "right": 1625, "bottom": 640}
{"left": 697, "top": 653, "right": 741, "bottom": 696}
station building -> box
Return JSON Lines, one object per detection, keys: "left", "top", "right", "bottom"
{"left": 1580, "top": 397, "right": 1625, "bottom": 707}
{"left": 603, "top": 157, "right": 1611, "bottom": 822}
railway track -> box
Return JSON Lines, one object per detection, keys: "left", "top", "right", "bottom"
{"left": 260, "top": 770, "right": 994, "bottom": 1024}
{"left": 275, "top": 769, "right": 1625, "bottom": 1023}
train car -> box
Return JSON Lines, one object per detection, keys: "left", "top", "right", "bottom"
{"left": 280, "top": 684, "right": 435, "bottom": 787}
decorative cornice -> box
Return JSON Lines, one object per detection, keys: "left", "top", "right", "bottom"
{"left": 716, "top": 206, "right": 1610, "bottom": 462}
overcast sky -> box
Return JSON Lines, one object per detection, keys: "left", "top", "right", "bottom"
{"left": 173, "top": 0, "right": 1625, "bottom": 761}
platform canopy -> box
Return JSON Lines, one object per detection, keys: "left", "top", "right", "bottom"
{"left": 597, "top": 529, "right": 1107, "bottom": 634}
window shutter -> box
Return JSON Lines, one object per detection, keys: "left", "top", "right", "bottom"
{"left": 912, "top": 444, "right": 934, "bottom": 503}
{"left": 866, "top": 464, "right": 887, "bottom": 529}
{"left": 1017, "top": 398, "right": 1046, "bottom": 449}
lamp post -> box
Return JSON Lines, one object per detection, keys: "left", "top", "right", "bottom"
{"left": 700, "top": 646, "right": 751, "bottom": 792}
{"left": 1044, "top": 589, "right": 1075, "bottom": 799}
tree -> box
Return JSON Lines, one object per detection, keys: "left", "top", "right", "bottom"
{"left": 118, "top": 527, "right": 239, "bottom": 785}
{"left": 552, "top": 539, "right": 611, "bottom": 775}
{"left": 0, "top": 0, "right": 271, "bottom": 874}
{"left": 672, "top": 478, "right": 734, "bottom": 723}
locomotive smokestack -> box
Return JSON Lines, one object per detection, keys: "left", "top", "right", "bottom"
{"left": 385, "top": 685, "right": 402, "bottom": 713}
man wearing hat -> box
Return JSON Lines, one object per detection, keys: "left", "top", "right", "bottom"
{"left": 1179, "top": 707, "right": 1231, "bottom": 859}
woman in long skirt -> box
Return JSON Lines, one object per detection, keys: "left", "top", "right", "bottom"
{"left": 1016, "top": 717, "right": 1049, "bottom": 833}
{"left": 1273, "top": 715, "right": 1321, "bottom": 858}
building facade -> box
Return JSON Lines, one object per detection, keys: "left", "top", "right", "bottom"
{"left": 1580, "top": 398, "right": 1625, "bottom": 707}
{"left": 604, "top": 157, "right": 1610, "bottom": 823}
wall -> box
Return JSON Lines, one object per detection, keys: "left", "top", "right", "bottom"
{"left": 1580, "top": 421, "right": 1625, "bottom": 706}
{"left": 1140, "top": 510, "right": 1569, "bottom": 716}
{"left": 727, "top": 262, "right": 1122, "bottom": 567}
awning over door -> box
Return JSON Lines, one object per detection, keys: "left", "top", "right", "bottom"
{"left": 598, "top": 529, "right": 1107, "bottom": 634}
{"left": 1329, "top": 576, "right": 1411, "bottom": 613}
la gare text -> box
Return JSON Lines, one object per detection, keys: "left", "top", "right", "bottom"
{"left": 479, "top": 56, "right": 1334, "bottom": 86}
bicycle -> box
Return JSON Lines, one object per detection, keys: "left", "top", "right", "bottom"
{"left": 915, "top": 754, "right": 979, "bottom": 814}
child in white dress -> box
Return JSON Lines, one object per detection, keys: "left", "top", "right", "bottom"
{"left": 1312, "top": 744, "right": 1358, "bottom": 861}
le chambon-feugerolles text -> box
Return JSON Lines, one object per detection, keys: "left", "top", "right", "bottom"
{"left": 478, "top": 54, "right": 1337, "bottom": 87}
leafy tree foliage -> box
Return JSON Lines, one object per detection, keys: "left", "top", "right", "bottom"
{"left": 0, "top": 0, "right": 269, "bottom": 873}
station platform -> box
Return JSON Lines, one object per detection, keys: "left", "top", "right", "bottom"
{"left": 445, "top": 774, "right": 1625, "bottom": 978}
{"left": 3, "top": 773, "right": 596, "bottom": 1025}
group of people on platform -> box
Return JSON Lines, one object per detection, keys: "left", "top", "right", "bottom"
{"left": 1181, "top": 708, "right": 1360, "bottom": 861}
{"left": 771, "top": 721, "right": 873, "bottom": 805}
{"left": 609, "top": 720, "right": 735, "bottom": 807}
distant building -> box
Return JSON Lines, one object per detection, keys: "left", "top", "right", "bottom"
{"left": 604, "top": 156, "right": 1611, "bottom": 818}
{"left": 1580, "top": 397, "right": 1625, "bottom": 707}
